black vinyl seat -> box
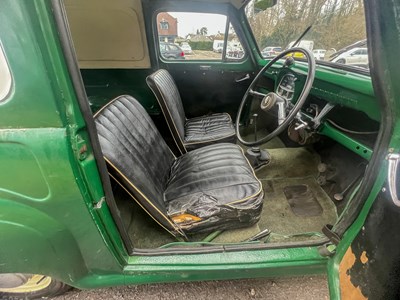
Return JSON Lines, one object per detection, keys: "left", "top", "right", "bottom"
{"left": 146, "top": 69, "right": 236, "bottom": 155}
{"left": 94, "top": 95, "right": 263, "bottom": 237}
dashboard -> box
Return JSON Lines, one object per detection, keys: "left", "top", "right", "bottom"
{"left": 263, "top": 63, "right": 380, "bottom": 160}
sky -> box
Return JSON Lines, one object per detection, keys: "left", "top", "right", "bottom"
{"left": 169, "top": 12, "right": 227, "bottom": 37}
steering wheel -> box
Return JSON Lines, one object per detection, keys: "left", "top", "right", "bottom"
{"left": 236, "top": 47, "right": 316, "bottom": 146}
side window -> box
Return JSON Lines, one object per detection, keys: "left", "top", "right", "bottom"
{"left": 353, "top": 49, "right": 362, "bottom": 55}
{"left": 156, "top": 12, "right": 246, "bottom": 61}
{"left": 0, "top": 45, "right": 12, "bottom": 101}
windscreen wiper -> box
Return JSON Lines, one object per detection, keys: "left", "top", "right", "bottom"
{"left": 291, "top": 25, "right": 312, "bottom": 48}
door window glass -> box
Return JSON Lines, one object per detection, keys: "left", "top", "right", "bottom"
{"left": 156, "top": 12, "right": 246, "bottom": 61}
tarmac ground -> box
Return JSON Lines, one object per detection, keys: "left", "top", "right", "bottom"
{"left": 55, "top": 275, "right": 329, "bottom": 300}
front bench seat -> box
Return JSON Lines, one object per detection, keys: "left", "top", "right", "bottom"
{"left": 94, "top": 95, "right": 263, "bottom": 237}
{"left": 146, "top": 69, "right": 236, "bottom": 155}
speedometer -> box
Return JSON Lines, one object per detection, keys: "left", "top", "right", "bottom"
{"left": 277, "top": 74, "right": 296, "bottom": 101}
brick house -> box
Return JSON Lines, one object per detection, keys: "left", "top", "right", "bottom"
{"left": 157, "top": 12, "right": 178, "bottom": 43}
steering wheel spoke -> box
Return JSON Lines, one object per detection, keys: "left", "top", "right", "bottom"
{"left": 277, "top": 101, "right": 287, "bottom": 125}
{"left": 236, "top": 47, "right": 316, "bottom": 146}
{"left": 249, "top": 89, "right": 267, "bottom": 98}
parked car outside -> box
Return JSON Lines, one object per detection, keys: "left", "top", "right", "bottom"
{"left": 331, "top": 47, "right": 368, "bottom": 66}
{"left": 226, "top": 46, "right": 245, "bottom": 59}
{"left": 213, "top": 40, "right": 224, "bottom": 52}
{"left": 159, "top": 42, "right": 185, "bottom": 59}
{"left": 261, "top": 46, "right": 282, "bottom": 58}
{"left": 312, "top": 49, "right": 326, "bottom": 60}
{"left": 286, "top": 40, "right": 314, "bottom": 58}
{"left": 180, "top": 42, "right": 192, "bottom": 54}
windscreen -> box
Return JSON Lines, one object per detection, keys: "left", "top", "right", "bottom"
{"left": 246, "top": 0, "right": 368, "bottom": 70}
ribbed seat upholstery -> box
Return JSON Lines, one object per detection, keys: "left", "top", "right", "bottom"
{"left": 166, "top": 143, "right": 263, "bottom": 232}
{"left": 95, "top": 95, "right": 263, "bottom": 237}
{"left": 146, "top": 69, "right": 236, "bottom": 155}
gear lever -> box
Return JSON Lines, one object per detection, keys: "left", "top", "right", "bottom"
{"left": 253, "top": 113, "right": 258, "bottom": 141}
{"left": 245, "top": 113, "right": 270, "bottom": 169}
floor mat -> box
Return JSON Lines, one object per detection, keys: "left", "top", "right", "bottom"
{"left": 284, "top": 185, "right": 323, "bottom": 217}
{"left": 258, "top": 177, "right": 337, "bottom": 242}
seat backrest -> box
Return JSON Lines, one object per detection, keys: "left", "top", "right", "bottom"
{"left": 94, "top": 95, "right": 182, "bottom": 236}
{"left": 146, "top": 69, "right": 187, "bottom": 155}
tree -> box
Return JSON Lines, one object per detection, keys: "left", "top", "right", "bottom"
{"left": 248, "top": 0, "right": 366, "bottom": 50}
{"left": 199, "top": 27, "right": 208, "bottom": 36}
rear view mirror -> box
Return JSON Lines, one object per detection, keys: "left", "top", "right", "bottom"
{"left": 254, "top": 0, "right": 277, "bottom": 11}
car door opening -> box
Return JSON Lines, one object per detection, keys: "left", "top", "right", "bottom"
{"left": 60, "top": 0, "right": 379, "bottom": 253}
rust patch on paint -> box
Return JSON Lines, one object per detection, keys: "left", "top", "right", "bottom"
{"left": 339, "top": 247, "right": 367, "bottom": 300}
{"left": 360, "top": 251, "right": 368, "bottom": 264}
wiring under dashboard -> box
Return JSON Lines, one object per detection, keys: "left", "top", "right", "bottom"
{"left": 327, "top": 119, "right": 379, "bottom": 135}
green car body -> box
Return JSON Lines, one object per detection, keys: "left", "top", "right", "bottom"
{"left": 1, "top": 0, "right": 400, "bottom": 299}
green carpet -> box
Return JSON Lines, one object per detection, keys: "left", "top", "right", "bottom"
{"left": 253, "top": 147, "right": 336, "bottom": 243}
{"left": 212, "top": 224, "right": 260, "bottom": 243}
{"left": 258, "top": 177, "right": 337, "bottom": 242}
{"left": 256, "top": 147, "right": 320, "bottom": 179}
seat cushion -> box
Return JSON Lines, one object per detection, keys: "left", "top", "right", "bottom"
{"left": 165, "top": 143, "right": 263, "bottom": 233}
{"left": 184, "top": 113, "right": 237, "bottom": 151}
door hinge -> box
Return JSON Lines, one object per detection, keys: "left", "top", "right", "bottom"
{"left": 74, "top": 134, "right": 89, "bottom": 161}
{"left": 94, "top": 197, "right": 106, "bottom": 209}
